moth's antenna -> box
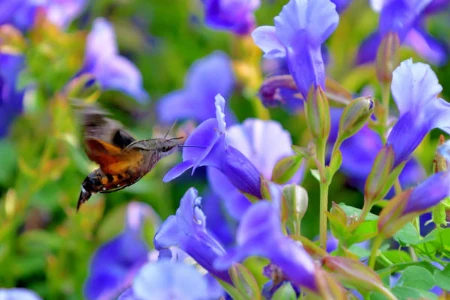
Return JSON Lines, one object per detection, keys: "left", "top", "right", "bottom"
{"left": 164, "top": 120, "right": 178, "bottom": 139}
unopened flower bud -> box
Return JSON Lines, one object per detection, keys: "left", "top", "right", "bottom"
{"left": 282, "top": 184, "right": 308, "bottom": 236}
{"left": 376, "top": 32, "right": 400, "bottom": 84}
{"left": 322, "top": 256, "right": 386, "bottom": 294}
{"left": 337, "top": 96, "right": 374, "bottom": 142}
{"left": 364, "top": 145, "right": 404, "bottom": 206}
{"left": 305, "top": 86, "right": 330, "bottom": 142}
{"left": 272, "top": 155, "right": 303, "bottom": 184}
{"left": 377, "top": 190, "right": 412, "bottom": 238}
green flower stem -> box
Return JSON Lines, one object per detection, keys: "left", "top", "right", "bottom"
{"left": 316, "top": 138, "right": 329, "bottom": 249}
{"left": 369, "top": 234, "right": 384, "bottom": 269}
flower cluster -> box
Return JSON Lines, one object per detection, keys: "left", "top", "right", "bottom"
{"left": 2, "top": 0, "right": 450, "bottom": 299}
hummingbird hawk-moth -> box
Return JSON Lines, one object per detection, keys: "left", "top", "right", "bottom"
{"left": 76, "top": 103, "right": 183, "bottom": 211}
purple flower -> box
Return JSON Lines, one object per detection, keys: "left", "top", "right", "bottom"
{"left": 387, "top": 59, "right": 450, "bottom": 167}
{"left": 117, "top": 261, "right": 210, "bottom": 300}
{"left": 154, "top": 187, "right": 232, "bottom": 283}
{"left": 0, "top": 288, "right": 41, "bottom": 300}
{"left": 0, "top": 0, "right": 86, "bottom": 31}
{"left": 208, "top": 118, "right": 303, "bottom": 219}
{"left": 0, "top": 53, "right": 25, "bottom": 138}
{"left": 357, "top": 0, "right": 449, "bottom": 65}
{"left": 331, "top": 0, "right": 352, "bottom": 12}
{"left": 157, "top": 51, "right": 236, "bottom": 125}
{"left": 164, "top": 94, "right": 263, "bottom": 199}
{"left": 252, "top": 0, "right": 339, "bottom": 99}
{"left": 79, "top": 18, "right": 149, "bottom": 102}
{"left": 84, "top": 202, "right": 159, "bottom": 300}
{"left": 201, "top": 0, "right": 260, "bottom": 35}
{"left": 329, "top": 108, "right": 426, "bottom": 195}
{"left": 403, "top": 171, "right": 450, "bottom": 214}
{"left": 201, "top": 190, "right": 236, "bottom": 247}
{"left": 215, "top": 199, "right": 318, "bottom": 292}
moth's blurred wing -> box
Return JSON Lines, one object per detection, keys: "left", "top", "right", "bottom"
{"left": 78, "top": 103, "right": 136, "bottom": 148}
{"left": 85, "top": 138, "right": 144, "bottom": 174}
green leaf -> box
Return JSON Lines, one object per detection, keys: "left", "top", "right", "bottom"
{"left": 381, "top": 250, "right": 412, "bottom": 265}
{"left": 338, "top": 203, "right": 378, "bottom": 221}
{"left": 230, "top": 264, "right": 261, "bottom": 300}
{"left": 392, "top": 286, "right": 438, "bottom": 300}
{"left": 272, "top": 283, "right": 297, "bottom": 300}
{"left": 393, "top": 222, "right": 421, "bottom": 246}
{"left": 348, "top": 244, "right": 371, "bottom": 259}
{"left": 377, "top": 261, "right": 436, "bottom": 279}
{"left": 397, "top": 266, "right": 435, "bottom": 291}
{"left": 217, "top": 279, "right": 247, "bottom": 300}
{"left": 310, "top": 169, "right": 320, "bottom": 181}
{"left": 435, "top": 263, "right": 450, "bottom": 291}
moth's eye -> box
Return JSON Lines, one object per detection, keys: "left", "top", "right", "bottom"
{"left": 162, "top": 146, "right": 171, "bottom": 152}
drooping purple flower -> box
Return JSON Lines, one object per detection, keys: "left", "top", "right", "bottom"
{"left": 403, "top": 171, "right": 450, "bottom": 214}
{"left": 79, "top": 18, "right": 149, "bottom": 102}
{"left": 331, "top": 0, "right": 352, "bottom": 12}
{"left": 164, "top": 94, "right": 263, "bottom": 199}
{"left": 117, "top": 260, "right": 210, "bottom": 300}
{"left": 84, "top": 202, "right": 159, "bottom": 300}
{"left": 0, "top": 0, "right": 86, "bottom": 31}
{"left": 328, "top": 108, "right": 426, "bottom": 195}
{"left": 215, "top": 199, "right": 318, "bottom": 292}
{"left": 201, "top": 0, "right": 260, "bottom": 35}
{"left": 0, "top": 288, "right": 42, "bottom": 300}
{"left": 357, "top": 0, "right": 449, "bottom": 65}
{"left": 0, "top": 53, "right": 25, "bottom": 138}
{"left": 252, "top": 0, "right": 339, "bottom": 99}
{"left": 208, "top": 118, "right": 303, "bottom": 220}
{"left": 157, "top": 51, "right": 236, "bottom": 125}
{"left": 154, "top": 187, "right": 232, "bottom": 283}
{"left": 387, "top": 59, "right": 450, "bottom": 167}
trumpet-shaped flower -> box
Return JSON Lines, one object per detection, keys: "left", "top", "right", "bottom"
{"left": 154, "top": 188, "right": 232, "bottom": 283}
{"left": 79, "top": 18, "right": 149, "bottom": 102}
{"left": 164, "top": 94, "right": 263, "bottom": 199}
{"left": 252, "top": 0, "right": 339, "bottom": 98}
{"left": 157, "top": 52, "right": 236, "bottom": 125}
{"left": 0, "top": 53, "right": 25, "bottom": 138}
{"left": 357, "top": 0, "right": 448, "bottom": 65}
{"left": 387, "top": 59, "right": 450, "bottom": 167}
{"left": 84, "top": 202, "right": 158, "bottom": 300}
{"left": 201, "top": 190, "right": 236, "bottom": 247}
{"left": 403, "top": 171, "right": 450, "bottom": 214}
{"left": 215, "top": 200, "right": 318, "bottom": 291}
{"left": 208, "top": 118, "right": 303, "bottom": 219}
{"left": 117, "top": 260, "right": 210, "bottom": 300}
{"left": 201, "top": 0, "right": 260, "bottom": 35}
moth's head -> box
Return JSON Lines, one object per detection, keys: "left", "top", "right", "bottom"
{"left": 156, "top": 137, "right": 185, "bottom": 157}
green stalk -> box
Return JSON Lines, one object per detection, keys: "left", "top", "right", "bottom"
{"left": 369, "top": 235, "right": 384, "bottom": 268}
{"left": 316, "top": 138, "right": 329, "bottom": 249}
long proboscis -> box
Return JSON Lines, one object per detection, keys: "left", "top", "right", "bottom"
{"left": 177, "top": 145, "right": 206, "bottom": 149}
